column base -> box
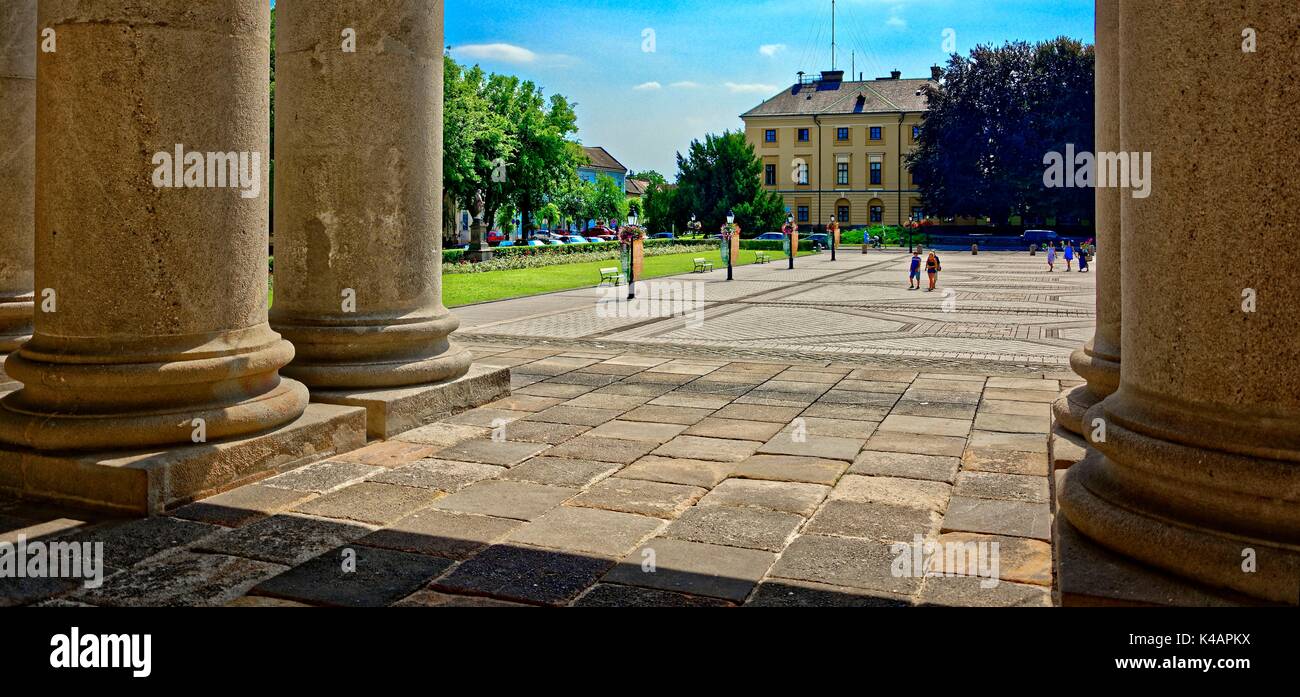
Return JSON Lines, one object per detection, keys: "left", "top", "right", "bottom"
{"left": 0, "top": 403, "right": 368, "bottom": 516}
{"left": 1058, "top": 451, "right": 1300, "bottom": 605}
{"left": 1048, "top": 422, "right": 1088, "bottom": 470}
{"left": 308, "top": 364, "right": 510, "bottom": 439}
{"left": 1050, "top": 385, "right": 1098, "bottom": 437}
{"left": 1054, "top": 499, "right": 1277, "bottom": 607}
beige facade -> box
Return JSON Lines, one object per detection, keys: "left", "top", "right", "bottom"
{"left": 741, "top": 72, "right": 931, "bottom": 230}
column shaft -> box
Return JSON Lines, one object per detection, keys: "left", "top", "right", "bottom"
{"left": 0, "top": 0, "right": 307, "bottom": 451}
{"left": 1060, "top": 0, "right": 1300, "bottom": 602}
{"left": 0, "top": 0, "right": 36, "bottom": 355}
{"left": 1055, "top": 0, "right": 1121, "bottom": 434}
{"left": 270, "top": 0, "right": 471, "bottom": 389}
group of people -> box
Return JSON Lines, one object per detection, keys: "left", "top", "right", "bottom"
{"left": 907, "top": 249, "right": 943, "bottom": 291}
{"left": 1045, "top": 240, "right": 1093, "bottom": 273}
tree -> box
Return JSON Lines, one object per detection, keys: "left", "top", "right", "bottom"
{"left": 586, "top": 174, "right": 628, "bottom": 226}
{"left": 628, "top": 170, "right": 668, "bottom": 187}
{"left": 441, "top": 57, "right": 582, "bottom": 242}
{"left": 641, "top": 181, "right": 675, "bottom": 233}
{"left": 908, "top": 38, "right": 1095, "bottom": 226}
{"left": 670, "top": 131, "right": 786, "bottom": 234}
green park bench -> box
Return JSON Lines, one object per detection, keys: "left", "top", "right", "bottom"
{"left": 755, "top": 251, "right": 771, "bottom": 264}
{"left": 599, "top": 267, "right": 623, "bottom": 285}
{"left": 693, "top": 258, "right": 714, "bottom": 273}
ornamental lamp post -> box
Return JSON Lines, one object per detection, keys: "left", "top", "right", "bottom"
{"left": 783, "top": 214, "right": 797, "bottom": 270}
{"left": 626, "top": 211, "right": 638, "bottom": 300}
{"left": 828, "top": 215, "right": 838, "bottom": 262}
{"left": 722, "top": 210, "right": 737, "bottom": 281}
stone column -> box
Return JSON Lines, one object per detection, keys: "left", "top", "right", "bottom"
{"left": 1059, "top": 1, "right": 1300, "bottom": 603}
{"left": 0, "top": 0, "right": 35, "bottom": 363}
{"left": 0, "top": 0, "right": 308, "bottom": 451}
{"left": 1053, "top": 0, "right": 1122, "bottom": 436}
{"left": 270, "top": 0, "right": 471, "bottom": 390}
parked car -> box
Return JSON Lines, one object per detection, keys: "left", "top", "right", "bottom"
{"left": 563, "top": 236, "right": 591, "bottom": 245}
{"left": 806, "top": 233, "right": 831, "bottom": 250}
{"left": 652, "top": 232, "right": 675, "bottom": 240}
{"left": 526, "top": 239, "right": 548, "bottom": 247}
{"left": 755, "top": 232, "right": 785, "bottom": 241}
{"left": 497, "top": 241, "right": 515, "bottom": 248}
{"left": 1022, "top": 230, "right": 1059, "bottom": 245}
{"left": 486, "top": 230, "right": 506, "bottom": 244}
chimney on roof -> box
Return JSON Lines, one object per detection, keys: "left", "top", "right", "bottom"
{"left": 820, "top": 70, "right": 845, "bottom": 84}
{"left": 889, "top": 69, "right": 901, "bottom": 80}
{"left": 931, "top": 65, "right": 942, "bottom": 81}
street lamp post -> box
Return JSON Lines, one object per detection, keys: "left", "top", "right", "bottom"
{"left": 783, "top": 214, "right": 797, "bottom": 270}
{"left": 828, "top": 215, "right": 838, "bottom": 262}
{"left": 722, "top": 210, "right": 737, "bottom": 281}
{"left": 622, "top": 212, "right": 644, "bottom": 301}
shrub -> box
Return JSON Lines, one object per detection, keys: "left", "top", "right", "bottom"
{"left": 443, "top": 241, "right": 720, "bottom": 274}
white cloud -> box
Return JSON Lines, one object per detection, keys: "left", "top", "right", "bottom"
{"left": 633, "top": 81, "right": 663, "bottom": 91}
{"left": 759, "top": 43, "right": 786, "bottom": 57}
{"left": 670, "top": 81, "right": 703, "bottom": 89}
{"left": 726, "top": 82, "right": 778, "bottom": 94}
{"left": 886, "top": 7, "right": 907, "bottom": 29}
{"left": 453, "top": 42, "right": 576, "bottom": 67}
{"left": 455, "top": 43, "right": 538, "bottom": 64}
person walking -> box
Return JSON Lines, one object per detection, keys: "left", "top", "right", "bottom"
{"left": 908, "top": 249, "right": 922, "bottom": 290}
{"left": 1078, "top": 245, "right": 1090, "bottom": 273}
{"left": 1047, "top": 243, "right": 1057, "bottom": 272}
{"left": 1063, "top": 242, "right": 1075, "bottom": 271}
{"left": 925, "top": 250, "right": 942, "bottom": 291}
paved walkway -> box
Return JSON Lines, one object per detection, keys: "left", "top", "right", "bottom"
{"left": 2, "top": 342, "right": 1072, "bottom": 607}
{"left": 457, "top": 249, "right": 1096, "bottom": 373}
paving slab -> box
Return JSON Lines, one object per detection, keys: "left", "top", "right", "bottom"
{"left": 78, "top": 552, "right": 286, "bottom": 607}
{"left": 585, "top": 420, "right": 689, "bottom": 443}
{"left": 941, "top": 495, "right": 1052, "bottom": 541}
{"left": 917, "top": 575, "right": 1052, "bottom": 607}
{"left": 712, "top": 403, "right": 805, "bottom": 423}
{"left": 262, "top": 461, "right": 382, "bottom": 494}
{"left": 196, "top": 513, "right": 373, "bottom": 566}
{"left": 621, "top": 404, "right": 716, "bottom": 425}
{"left": 545, "top": 435, "right": 658, "bottom": 464}
{"left": 930, "top": 532, "right": 1053, "bottom": 587}
{"left": 252, "top": 545, "right": 453, "bottom": 607}
{"left": 359, "top": 509, "right": 522, "bottom": 560}
{"left": 805, "top": 500, "right": 942, "bottom": 543}
{"left": 799, "top": 403, "right": 892, "bottom": 422}
{"left": 849, "top": 451, "right": 961, "bottom": 484}
{"left": 392, "top": 422, "right": 491, "bottom": 448}
{"left": 574, "top": 583, "right": 734, "bottom": 607}
{"left": 968, "top": 430, "right": 1048, "bottom": 453}
{"left": 495, "top": 420, "right": 591, "bottom": 445}
{"left": 505, "top": 507, "right": 664, "bottom": 557}
{"left": 770, "top": 535, "right": 921, "bottom": 596}
{"left": 954, "top": 471, "right": 1050, "bottom": 504}
{"left": 501, "top": 457, "right": 621, "bottom": 488}
{"left": 961, "top": 447, "right": 1050, "bottom": 477}
{"left": 604, "top": 538, "right": 776, "bottom": 602}
{"left": 568, "top": 478, "right": 706, "bottom": 519}
{"left": 443, "top": 407, "right": 532, "bottom": 428}
{"left": 863, "top": 431, "right": 967, "bottom": 458}
{"left": 756, "top": 433, "right": 864, "bottom": 461}
{"left": 617, "top": 456, "right": 735, "bottom": 488}
{"left": 878, "top": 414, "right": 972, "bottom": 438}
{"left": 685, "top": 417, "right": 786, "bottom": 442}
{"left": 293, "top": 482, "right": 441, "bottom": 526}
{"left": 367, "top": 458, "right": 505, "bottom": 492}
{"left": 433, "top": 544, "right": 614, "bottom": 606}
{"left": 732, "top": 454, "right": 848, "bottom": 485}
{"left": 663, "top": 504, "right": 804, "bottom": 552}
{"left": 171, "top": 484, "right": 315, "bottom": 528}
{"left": 829, "top": 475, "right": 952, "bottom": 512}
{"left": 432, "top": 480, "right": 577, "bottom": 521}
{"left": 888, "top": 400, "right": 977, "bottom": 420}
{"left": 746, "top": 579, "right": 911, "bottom": 607}
{"left": 697, "top": 478, "right": 830, "bottom": 516}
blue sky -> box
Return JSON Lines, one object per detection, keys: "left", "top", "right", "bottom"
{"left": 450, "top": 1, "right": 1095, "bottom": 178}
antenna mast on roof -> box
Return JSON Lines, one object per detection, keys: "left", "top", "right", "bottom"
{"left": 831, "top": 0, "right": 837, "bottom": 71}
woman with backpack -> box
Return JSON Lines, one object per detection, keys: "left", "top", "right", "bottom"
{"left": 926, "top": 251, "right": 942, "bottom": 291}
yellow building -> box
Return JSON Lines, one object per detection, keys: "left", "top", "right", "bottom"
{"left": 741, "top": 69, "right": 937, "bottom": 230}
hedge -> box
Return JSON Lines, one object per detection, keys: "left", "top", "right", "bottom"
{"left": 443, "top": 240, "right": 722, "bottom": 274}
{"left": 441, "top": 237, "right": 702, "bottom": 266}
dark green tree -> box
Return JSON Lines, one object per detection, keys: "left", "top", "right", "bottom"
{"left": 908, "top": 38, "right": 1094, "bottom": 226}
{"left": 670, "top": 131, "right": 785, "bottom": 235}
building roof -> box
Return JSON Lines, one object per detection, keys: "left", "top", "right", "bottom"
{"left": 625, "top": 178, "right": 650, "bottom": 196}
{"left": 741, "top": 73, "right": 935, "bottom": 118}
{"left": 581, "top": 146, "right": 627, "bottom": 173}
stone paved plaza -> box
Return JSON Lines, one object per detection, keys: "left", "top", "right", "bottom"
{"left": 458, "top": 250, "right": 1096, "bottom": 372}
{"left": 0, "top": 253, "right": 1089, "bottom": 606}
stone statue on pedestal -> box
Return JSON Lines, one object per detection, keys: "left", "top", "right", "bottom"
{"left": 466, "top": 189, "right": 494, "bottom": 263}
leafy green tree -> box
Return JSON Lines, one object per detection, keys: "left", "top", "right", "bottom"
{"left": 553, "top": 178, "right": 590, "bottom": 232}
{"left": 670, "top": 131, "right": 786, "bottom": 234}
{"left": 585, "top": 174, "right": 628, "bottom": 226}
{"left": 628, "top": 170, "right": 668, "bottom": 188}
{"left": 908, "top": 38, "right": 1094, "bottom": 226}
{"left": 641, "top": 181, "right": 675, "bottom": 233}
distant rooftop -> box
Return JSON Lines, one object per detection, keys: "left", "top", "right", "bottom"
{"left": 581, "top": 146, "right": 627, "bottom": 173}
{"left": 741, "top": 69, "right": 936, "bottom": 118}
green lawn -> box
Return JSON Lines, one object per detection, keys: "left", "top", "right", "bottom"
{"left": 443, "top": 248, "right": 811, "bottom": 307}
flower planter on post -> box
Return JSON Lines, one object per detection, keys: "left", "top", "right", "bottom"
{"left": 619, "top": 222, "right": 646, "bottom": 300}
{"left": 782, "top": 218, "right": 798, "bottom": 270}
{"left": 720, "top": 220, "right": 740, "bottom": 281}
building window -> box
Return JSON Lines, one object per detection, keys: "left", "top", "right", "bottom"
{"left": 870, "top": 205, "right": 884, "bottom": 223}
{"left": 912, "top": 125, "right": 921, "bottom": 141}
{"left": 837, "top": 162, "right": 849, "bottom": 185}
{"left": 911, "top": 206, "right": 924, "bottom": 221}
{"left": 798, "top": 128, "right": 810, "bottom": 142}
{"left": 870, "top": 162, "right": 882, "bottom": 185}
{"left": 796, "top": 161, "right": 809, "bottom": 185}
{"left": 764, "top": 129, "right": 777, "bottom": 143}
{"left": 836, "top": 127, "right": 850, "bottom": 142}
{"left": 797, "top": 206, "right": 809, "bottom": 223}
{"left": 838, "top": 206, "right": 850, "bottom": 223}
{"left": 870, "top": 126, "right": 882, "bottom": 141}
{"left": 765, "top": 164, "right": 776, "bottom": 186}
